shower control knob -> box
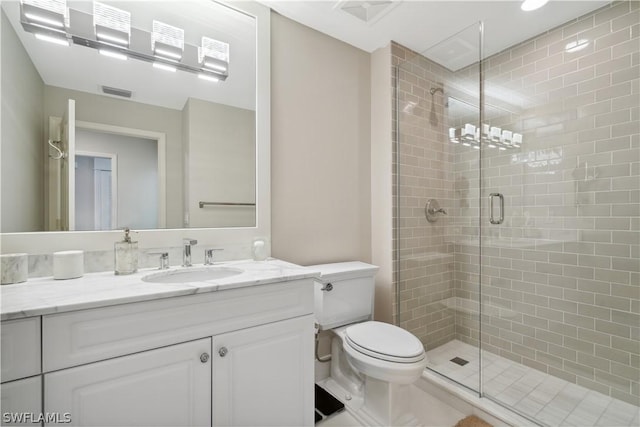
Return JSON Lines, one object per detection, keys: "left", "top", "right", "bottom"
{"left": 218, "top": 347, "right": 228, "bottom": 357}
{"left": 321, "top": 283, "right": 333, "bottom": 292}
{"left": 200, "top": 353, "right": 210, "bottom": 363}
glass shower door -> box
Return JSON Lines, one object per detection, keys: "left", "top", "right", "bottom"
{"left": 395, "top": 22, "right": 483, "bottom": 394}
{"left": 479, "top": 3, "right": 640, "bottom": 425}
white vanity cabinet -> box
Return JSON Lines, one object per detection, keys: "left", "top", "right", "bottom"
{"left": 0, "top": 376, "right": 43, "bottom": 426}
{"left": 213, "top": 315, "right": 314, "bottom": 426}
{"left": 0, "top": 317, "right": 41, "bottom": 382}
{"left": 0, "top": 318, "right": 43, "bottom": 426}
{"left": 45, "top": 338, "right": 212, "bottom": 427}
{"left": 1, "top": 277, "right": 315, "bottom": 427}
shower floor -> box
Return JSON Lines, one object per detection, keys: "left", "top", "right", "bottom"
{"left": 426, "top": 340, "right": 640, "bottom": 427}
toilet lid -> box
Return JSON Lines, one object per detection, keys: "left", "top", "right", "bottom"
{"left": 345, "top": 321, "right": 425, "bottom": 363}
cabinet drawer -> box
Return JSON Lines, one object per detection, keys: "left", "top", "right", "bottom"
{"left": 1, "top": 318, "right": 41, "bottom": 382}
{"left": 43, "top": 279, "right": 313, "bottom": 371}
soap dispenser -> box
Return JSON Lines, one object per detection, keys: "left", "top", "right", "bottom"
{"left": 114, "top": 228, "right": 138, "bottom": 275}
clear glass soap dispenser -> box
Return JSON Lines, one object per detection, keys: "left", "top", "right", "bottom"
{"left": 114, "top": 228, "right": 138, "bottom": 275}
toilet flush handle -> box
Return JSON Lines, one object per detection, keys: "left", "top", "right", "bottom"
{"left": 321, "top": 282, "right": 333, "bottom": 292}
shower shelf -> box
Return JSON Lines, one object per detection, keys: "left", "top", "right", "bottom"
{"left": 448, "top": 238, "right": 557, "bottom": 250}
{"left": 402, "top": 252, "right": 454, "bottom": 267}
{"left": 438, "top": 297, "right": 517, "bottom": 319}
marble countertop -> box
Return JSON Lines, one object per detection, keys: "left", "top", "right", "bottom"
{"left": 1, "top": 259, "right": 319, "bottom": 321}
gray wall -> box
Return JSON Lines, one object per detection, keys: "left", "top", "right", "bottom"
{"left": 43, "top": 86, "right": 184, "bottom": 228}
{"left": 184, "top": 98, "right": 256, "bottom": 228}
{"left": 1, "top": 10, "right": 44, "bottom": 232}
{"left": 270, "top": 12, "right": 372, "bottom": 266}
{"left": 76, "top": 129, "right": 158, "bottom": 230}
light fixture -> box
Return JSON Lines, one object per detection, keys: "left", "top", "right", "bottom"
{"left": 512, "top": 133, "right": 523, "bottom": 147}
{"left": 35, "top": 32, "right": 69, "bottom": 46}
{"left": 20, "top": 0, "right": 67, "bottom": 29}
{"left": 94, "top": 2, "right": 130, "bottom": 48}
{"left": 152, "top": 20, "right": 184, "bottom": 61}
{"left": 199, "top": 36, "right": 229, "bottom": 76}
{"left": 565, "top": 39, "right": 590, "bottom": 53}
{"left": 521, "top": 0, "right": 548, "bottom": 11}
{"left": 99, "top": 49, "right": 127, "bottom": 60}
{"left": 153, "top": 62, "right": 177, "bottom": 72}
{"left": 448, "top": 123, "right": 523, "bottom": 149}
{"left": 20, "top": 0, "right": 69, "bottom": 46}
{"left": 20, "top": 2, "right": 230, "bottom": 82}
{"left": 198, "top": 73, "right": 220, "bottom": 82}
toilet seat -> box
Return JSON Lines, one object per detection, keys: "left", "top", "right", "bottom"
{"left": 345, "top": 321, "right": 425, "bottom": 363}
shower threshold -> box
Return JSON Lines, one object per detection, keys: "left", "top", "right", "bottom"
{"left": 425, "top": 340, "right": 640, "bottom": 427}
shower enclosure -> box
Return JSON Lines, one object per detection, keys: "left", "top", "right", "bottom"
{"left": 395, "top": 3, "right": 639, "bottom": 426}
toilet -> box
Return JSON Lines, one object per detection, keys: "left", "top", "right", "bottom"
{"left": 310, "top": 261, "right": 427, "bottom": 426}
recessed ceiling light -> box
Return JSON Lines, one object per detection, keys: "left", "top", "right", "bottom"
{"left": 521, "top": 0, "right": 549, "bottom": 12}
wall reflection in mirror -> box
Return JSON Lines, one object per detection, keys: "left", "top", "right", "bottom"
{"left": 1, "top": 0, "right": 256, "bottom": 232}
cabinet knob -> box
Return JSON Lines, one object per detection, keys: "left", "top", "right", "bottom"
{"left": 200, "top": 353, "right": 210, "bottom": 363}
{"left": 218, "top": 347, "right": 228, "bottom": 357}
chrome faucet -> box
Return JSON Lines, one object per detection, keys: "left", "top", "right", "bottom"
{"left": 204, "top": 248, "right": 224, "bottom": 265}
{"left": 183, "top": 238, "right": 198, "bottom": 267}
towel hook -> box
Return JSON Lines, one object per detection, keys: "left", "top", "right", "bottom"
{"left": 48, "top": 140, "right": 67, "bottom": 160}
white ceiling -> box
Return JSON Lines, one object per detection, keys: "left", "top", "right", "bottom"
{"left": 2, "top": 0, "right": 256, "bottom": 111}
{"left": 260, "top": 0, "right": 609, "bottom": 70}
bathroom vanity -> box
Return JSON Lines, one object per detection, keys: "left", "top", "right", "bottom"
{"left": 0, "top": 259, "right": 315, "bottom": 426}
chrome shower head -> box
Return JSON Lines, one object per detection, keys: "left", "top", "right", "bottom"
{"left": 430, "top": 87, "right": 444, "bottom": 95}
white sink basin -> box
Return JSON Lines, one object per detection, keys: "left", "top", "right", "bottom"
{"left": 142, "top": 267, "right": 243, "bottom": 283}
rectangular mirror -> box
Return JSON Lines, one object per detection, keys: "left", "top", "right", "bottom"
{"left": 1, "top": 0, "right": 257, "bottom": 232}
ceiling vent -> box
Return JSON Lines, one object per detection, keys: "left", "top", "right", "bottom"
{"left": 336, "top": 1, "right": 400, "bottom": 24}
{"left": 101, "top": 85, "right": 132, "bottom": 98}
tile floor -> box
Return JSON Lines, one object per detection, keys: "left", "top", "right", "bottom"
{"left": 427, "top": 340, "right": 640, "bottom": 427}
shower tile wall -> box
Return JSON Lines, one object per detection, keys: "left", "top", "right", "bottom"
{"left": 392, "top": 42, "right": 458, "bottom": 349}
{"left": 395, "top": 0, "right": 638, "bottom": 406}
{"left": 458, "top": 1, "right": 639, "bottom": 406}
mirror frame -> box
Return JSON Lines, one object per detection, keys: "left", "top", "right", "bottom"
{"left": 0, "top": 0, "right": 271, "bottom": 255}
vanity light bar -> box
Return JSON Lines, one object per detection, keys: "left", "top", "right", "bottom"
{"left": 448, "top": 124, "right": 523, "bottom": 150}
{"left": 20, "top": 2, "right": 229, "bottom": 82}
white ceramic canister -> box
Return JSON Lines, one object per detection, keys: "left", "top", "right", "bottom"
{"left": 53, "top": 250, "right": 84, "bottom": 280}
{"left": 0, "top": 253, "right": 28, "bottom": 285}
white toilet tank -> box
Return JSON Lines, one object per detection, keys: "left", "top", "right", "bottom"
{"left": 308, "top": 261, "right": 379, "bottom": 330}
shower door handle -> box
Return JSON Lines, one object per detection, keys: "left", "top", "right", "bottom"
{"left": 489, "top": 193, "right": 504, "bottom": 225}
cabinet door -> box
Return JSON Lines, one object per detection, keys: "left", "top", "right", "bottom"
{"left": 45, "top": 338, "right": 211, "bottom": 426}
{"left": 213, "top": 315, "right": 314, "bottom": 426}
{"left": 1, "top": 317, "right": 41, "bottom": 382}
{"left": 1, "top": 376, "right": 42, "bottom": 426}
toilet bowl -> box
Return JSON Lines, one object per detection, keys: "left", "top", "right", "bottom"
{"left": 341, "top": 321, "right": 428, "bottom": 384}
{"left": 310, "top": 262, "right": 427, "bottom": 426}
